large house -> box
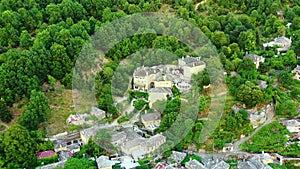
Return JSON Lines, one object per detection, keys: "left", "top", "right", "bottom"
{"left": 292, "top": 65, "right": 300, "bottom": 80}
{"left": 133, "top": 56, "right": 205, "bottom": 107}
{"left": 244, "top": 54, "right": 265, "bottom": 69}
{"left": 263, "top": 37, "right": 292, "bottom": 55}
{"left": 178, "top": 56, "right": 206, "bottom": 81}
{"left": 132, "top": 56, "right": 205, "bottom": 92}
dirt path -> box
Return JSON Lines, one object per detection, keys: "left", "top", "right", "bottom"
{"left": 195, "top": 0, "right": 208, "bottom": 11}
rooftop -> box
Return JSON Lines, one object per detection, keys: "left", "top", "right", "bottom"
{"left": 274, "top": 36, "right": 292, "bottom": 44}
{"left": 149, "top": 87, "right": 172, "bottom": 94}
{"left": 169, "top": 151, "right": 187, "bottom": 163}
{"left": 143, "top": 134, "right": 166, "bottom": 148}
{"left": 180, "top": 56, "right": 205, "bottom": 67}
{"left": 244, "top": 54, "right": 265, "bottom": 62}
{"left": 141, "top": 112, "right": 161, "bottom": 123}
{"left": 211, "top": 161, "right": 230, "bottom": 169}
{"left": 185, "top": 159, "right": 206, "bottom": 169}
{"left": 96, "top": 156, "right": 119, "bottom": 169}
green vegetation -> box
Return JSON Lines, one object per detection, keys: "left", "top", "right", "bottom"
{"left": 0, "top": 0, "right": 299, "bottom": 167}
{"left": 64, "top": 158, "right": 96, "bottom": 169}
{"left": 240, "top": 121, "right": 289, "bottom": 152}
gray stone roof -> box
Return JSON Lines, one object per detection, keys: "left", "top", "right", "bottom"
{"left": 141, "top": 112, "right": 161, "bottom": 123}
{"left": 211, "top": 161, "right": 230, "bottom": 169}
{"left": 185, "top": 159, "right": 206, "bottom": 169}
{"left": 284, "top": 119, "right": 300, "bottom": 127}
{"left": 123, "top": 137, "right": 146, "bottom": 150}
{"left": 143, "top": 134, "right": 165, "bottom": 148}
{"left": 237, "top": 161, "right": 257, "bottom": 169}
{"left": 134, "top": 66, "right": 160, "bottom": 77}
{"left": 111, "top": 131, "right": 127, "bottom": 143}
{"left": 96, "top": 156, "right": 119, "bottom": 169}
{"left": 169, "top": 151, "right": 187, "bottom": 163}
{"left": 274, "top": 37, "right": 292, "bottom": 44}
{"left": 249, "top": 156, "right": 264, "bottom": 169}
{"left": 149, "top": 87, "right": 172, "bottom": 94}
{"left": 180, "top": 56, "right": 205, "bottom": 67}
{"left": 244, "top": 54, "right": 265, "bottom": 63}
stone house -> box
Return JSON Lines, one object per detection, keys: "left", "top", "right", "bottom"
{"left": 244, "top": 54, "right": 265, "bottom": 69}
{"left": 141, "top": 111, "right": 161, "bottom": 128}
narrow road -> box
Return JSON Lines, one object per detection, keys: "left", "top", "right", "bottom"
{"left": 232, "top": 103, "right": 275, "bottom": 151}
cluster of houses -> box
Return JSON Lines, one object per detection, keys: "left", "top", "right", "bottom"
{"left": 133, "top": 56, "right": 206, "bottom": 107}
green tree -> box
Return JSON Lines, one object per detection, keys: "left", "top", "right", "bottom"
{"left": 3, "top": 125, "right": 37, "bottom": 168}
{"left": 19, "top": 30, "right": 32, "bottom": 49}
{"left": 19, "top": 90, "right": 50, "bottom": 130}
{"left": 211, "top": 31, "right": 229, "bottom": 48}
{"left": 238, "top": 30, "right": 256, "bottom": 51}
{"left": 236, "top": 81, "right": 264, "bottom": 108}
{"left": 0, "top": 99, "right": 12, "bottom": 123}
{"left": 64, "top": 158, "right": 96, "bottom": 169}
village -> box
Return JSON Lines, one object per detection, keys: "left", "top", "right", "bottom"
{"left": 36, "top": 52, "right": 300, "bottom": 169}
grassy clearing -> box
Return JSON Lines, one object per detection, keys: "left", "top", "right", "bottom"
{"left": 45, "top": 88, "right": 75, "bottom": 135}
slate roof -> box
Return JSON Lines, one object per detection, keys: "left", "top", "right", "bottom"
{"left": 169, "top": 151, "right": 187, "bottom": 163}
{"left": 96, "top": 156, "right": 119, "bottom": 169}
{"left": 274, "top": 37, "right": 292, "bottom": 44}
{"left": 185, "top": 159, "right": 206, "bottom": 169}
{"left": 244, "top": 54, "right": 265, "bottom": 63}
{"left": 143, "top": 134, "right": 166, "bottom": 148}
{"left": 180, "top": 56, "right": 205, "bottom": 67}
{"left": 149, "top": 87, "right": 172, "bottom": 94}
{"left": 134, "top": 66, "right": 160, "bottom": 76}
{"left": 237, "top": 161, "right": 257, "bottom": 169}
{"left": 211, "top": 161, "right": 230, "bottom": 169}
{"left": 141, "top": 112, "right": 161, "bottom": 123}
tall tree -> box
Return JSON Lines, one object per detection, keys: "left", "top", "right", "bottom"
{"left": 19, "top": 90, "right": 50, "bottom": 130}
{"left": 19, "top": 30, "right": 32, "bottom": 49}
{"left": 236, "top": 81, "right": 264, "bottom": 108}
{"left": 0, "top": 99, "right": 12, "bottom": 123}
{"left": 3, "top": 125, "right": 37, "bottom": 168}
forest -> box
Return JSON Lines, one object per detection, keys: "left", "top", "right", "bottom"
{"left": 0, "top": 0, "right": 299, "bottom": 168}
